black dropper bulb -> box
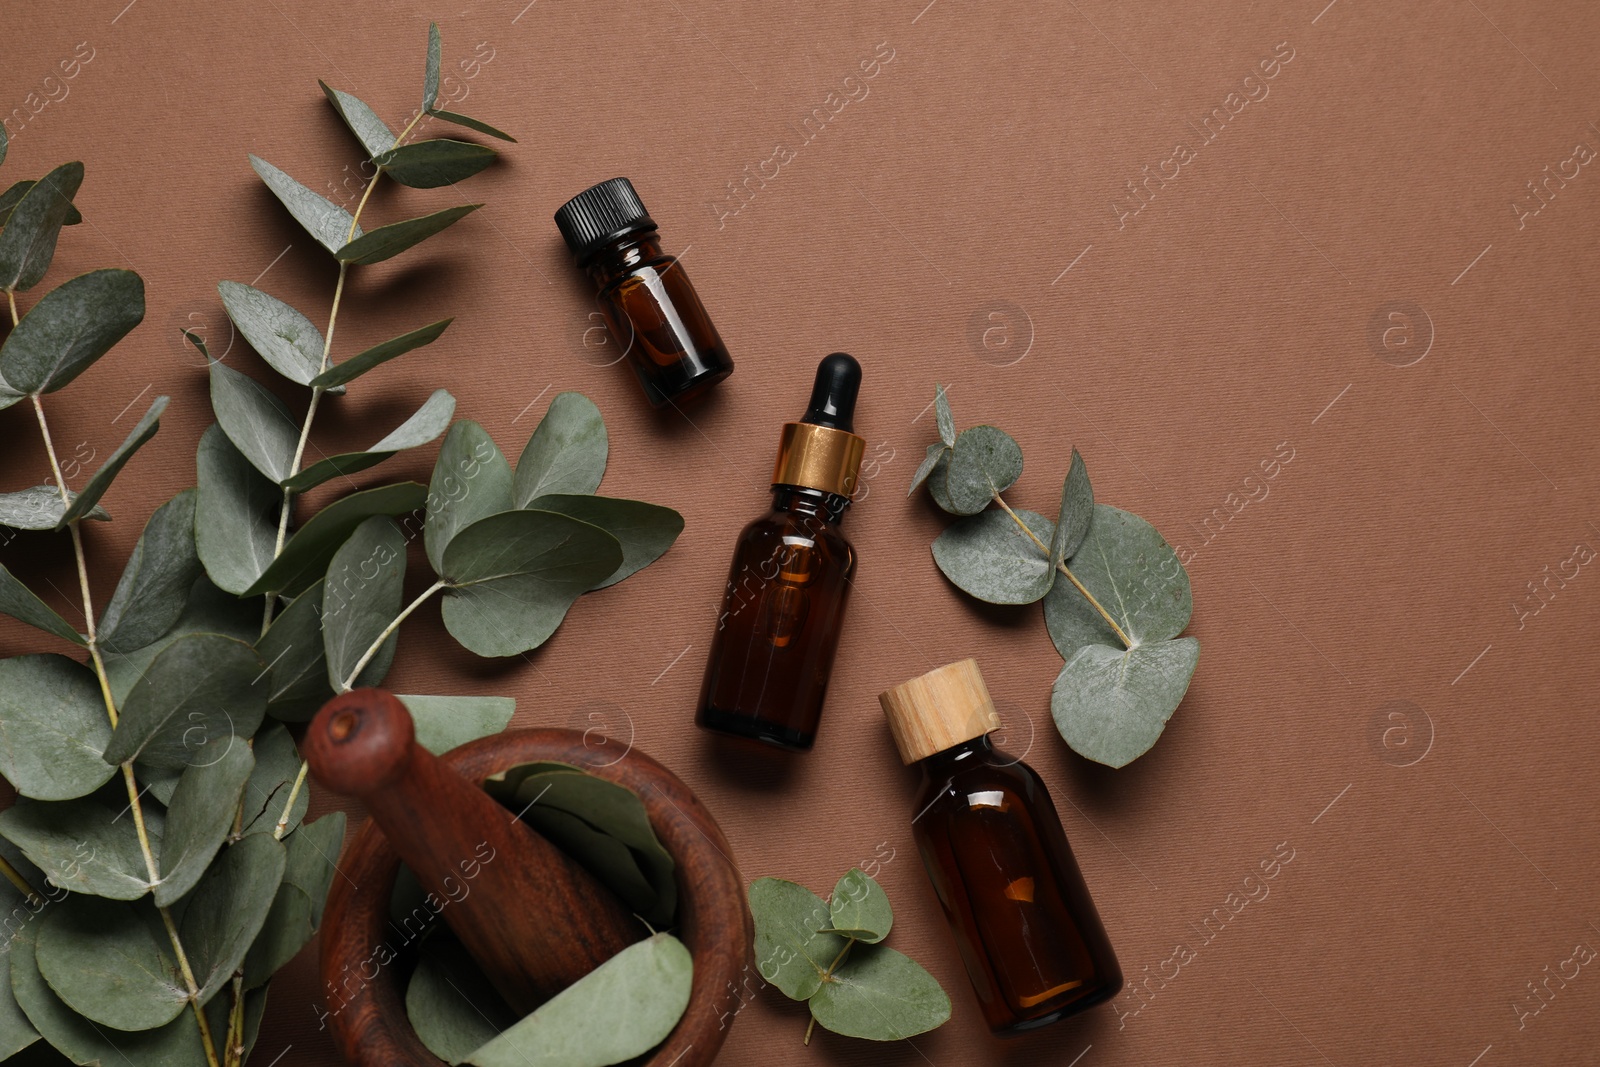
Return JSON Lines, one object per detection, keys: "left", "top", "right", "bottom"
{"left": 801, "top": 353, "right": 861, "bottom": 432}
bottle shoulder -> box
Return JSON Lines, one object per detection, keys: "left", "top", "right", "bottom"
{"left": 914, "top": 751, "right": 1043, "bottom": 817}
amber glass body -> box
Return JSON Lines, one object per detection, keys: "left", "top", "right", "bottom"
{"left": 584, "top": 231, "right": 733, "bottom": 407}
{"left": 696, "top": 486, "right": 855, "bottom": 750}
{"left": 912, "top": 735, "right": 1122, "bottom": 1034}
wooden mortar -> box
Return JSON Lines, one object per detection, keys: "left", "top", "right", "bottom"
{"left": 310, "top": 691, "right": 752, "bottom": 1067}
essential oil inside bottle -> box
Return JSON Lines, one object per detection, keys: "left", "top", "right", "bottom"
{"left": 880, "top": 659, "right": 1123, "bottom": 1033}
{"left": 696, "top": 354, "right": 865, "bottom": 751}
{"left": 554, "top": 177, "right": 734, "bottom": 407}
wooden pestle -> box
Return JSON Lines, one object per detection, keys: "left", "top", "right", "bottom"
{"left": 304, "top": 688, "right": 641, "bottom": 1016}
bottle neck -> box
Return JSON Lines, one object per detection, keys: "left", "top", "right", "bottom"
{"left": 769, "top": 484, "right": 850, "bottom": 524}
{"left": 917, "top": 733, "right": 995, "bottom": 778}
{"left": 582, "top": 230, "right": 664, "bottom": 284}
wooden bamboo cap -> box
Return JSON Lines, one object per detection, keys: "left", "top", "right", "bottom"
{"left": 879, "top": 659, "right": 1001, "bottom": 764}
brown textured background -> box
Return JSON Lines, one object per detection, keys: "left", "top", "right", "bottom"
{"left": 4, "top": 0, "right": 1599, "bottom": 1064}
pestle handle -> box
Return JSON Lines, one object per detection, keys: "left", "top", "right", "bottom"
{"left": 305, "top": 689, "right": 640, "bottom": 1015}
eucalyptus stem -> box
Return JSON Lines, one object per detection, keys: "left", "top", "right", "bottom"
{"left": 6, "top": 289, "right": 16, "bottom": 326}
{"left": 0, "top": 856, "right": 40, "bottom": 907}
{"left": 27, "top": 392, "right": 222, "bottom": 1067}
{"left": 223, "top": 974, "right": 246, "bottom": 1067}
{"left": 270, "top": 759, "right": 310, "bottom": 841}
{"left": 991, "top": 493, "right": 1133, "bottom": 648}
{"left": 804, "top": 939, "right": 857, "bottom": 1045}
{"left": 339, "top": 579, "right": 446, "bottom": 692}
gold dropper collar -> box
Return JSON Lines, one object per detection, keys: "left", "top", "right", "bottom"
{"left": 879, "top": 658, "right": 1002, "bottom": 764}
{"left": 772, "top": 422, "right": 866, "bottom": 498}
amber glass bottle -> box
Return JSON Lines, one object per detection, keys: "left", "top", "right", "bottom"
{"left": 554, "top": 177, "right": 734, "bottom": 407}
{"left": 880, "top": 660, "right": 1123, "bottom": 1034}
{"left": 696, "top": 354, "right": 865, "bottom": 751}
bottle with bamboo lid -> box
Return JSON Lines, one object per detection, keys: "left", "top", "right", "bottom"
{"left": 880, "top": 659, "right": 1123, "bottom": 1034}
{"left": 696, "top": 354, "right": 865, "bottom": 751}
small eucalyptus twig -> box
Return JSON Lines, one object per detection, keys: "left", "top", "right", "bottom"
{"left": 991, "top": 493, "right": 1133, "bottom": 649}
{"left": 803, "top": 938, "right": 858, "bottom": 1046}
{"left": 0, "top": 856, "right": 40, "bottom": 907}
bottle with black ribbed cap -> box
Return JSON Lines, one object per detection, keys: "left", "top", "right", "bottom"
{"left": 554, "top": 177, "right": 734, "bottom": 407}
{"left": 696, "top": 354, "right": 866, "bottom": 751}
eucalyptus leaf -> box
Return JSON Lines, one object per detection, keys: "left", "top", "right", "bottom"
{"left": 59, "top": 395, "right": 168, "bottom": 525}
{"left": 180, "top": 832, "right": 287, "bottom": 1005}
{"left": 1050, "top": 637, "right": 1200, "bottom": 768}
{"left": 824, "top": 868, "right": 893, "bottom": 944}
{"left": 0, "top": 268, "right": 145, "bottom": 393}
{"left": 102, "top": 575, "right": 260, "bottom": 707}
{"left": 154, "top": 736, "right": 254, "bottom": 907}
{"left": 934, "top": 384, "right": 955, "bottom": 447}
{"left": 439, "top": 509, "right": 622, "bottom": 657}
{"left": 908, "top": 443, "right": 947, "bottom": 496}
{"left": 97, "top": 489, "right": 203, "bottom": 653}
{"left": 249, "top": 154, "right": 361, "bottom": 255}
{"left": 925, "top": 451, "right": 958, "bottom": 514}
{"left": 807, "top": 944, "right": 951, "bottom": 1041}
{"left": 0, "top": 655, "right": 113, "bottom": 801}
{"left": 376, "top": 140, "right": 497, "bottom": 189}
{"left": 282, "top": 388, "right": 455, "bottom": 492}
{"left": 0, "top": 485, "right": 106, "bottom": 530}
{"left": 466, "top": 933, "right": 693, "bottom": 1067}
{"left": 423, "top": 24, "right": 442, "bottom": 112}
{"left": 243, "top": 811, "right": 345, "bottom": 987}
{"left": 194, "top": 423, "right": 280, "bottom": 596}
{"left": 210, "top": 360, "right": 299, "bottom": 484}
{"left": 528, "top": 494, "right": 683, "bottom": 590}
{"left": 518, "top": 805, "right": 660, "bottom": 924}
{"left": 242, "top": 481, "right": 427, "bottom": 598}
{"left": 397, "top": 695, "right": 515, "bottom": 756}
{"left": 322, "top": 517, "right": 406, "bottom": 693}
{"left": 0, "top": 564, "right": 83, "bottom": 646}
{"left": 408, "top": 930, "right": 518, "bottom": 1065}
{"left": 258, "top": 587, "right": 336, "bottom": 721}
{"left": 1050, "top": 448, "right": 1094, "bottom": 567}
{"left": 282, "top": 811, "right": 344, "bottom": 925}
{"left": 930, "top": 507, "right": 1055, "bottom": 605}
{"left": 942, "top": 424, "right": 1023, "bottom": 515}
{"left": 0, "top": 951, "right": 38, "bottom": 1060}
{"left": 309, "top": 317, "right": 451, "bottom": 389}
{"left": 217, "top": 280, "right": 326, "bottom": 386}
{"left": 34, "top": 896, "right": 185, "bottom": 1031}
{"left": 337, "top": 204, "right": 481, "bottom": 265}
{"left": 11, "top": 922, "right": 253, "bottom": 1067}
{"left": 0, "top": 796, "right": 155, "bottom": 900}
{"left": 238, "top": 724, "right": 310, "bottom": 837}
{"left": 0, "top": 126, "right": 7, "bottom": 166}
{"left": 0, "top": 179, "right": 82, "bottom": 227}
{"left": 0, "top": 161, "right": 82, "bottom": 292}
{"left": 514, "top": 392, "right": 608, "bottom": 505}
{"left": 1042, "top": 503, "right": 1192, "bottom": 659}
{"left": 102, "top": 632, "right": 267, "bottom": 770}
{"left": 748, "top": 877, "right": 846, "bottom": 1000}
{"left": 427, "top": 109, "right": 517, "bottom": 143}
{"left": 319, "top": 80, "right": 397, "bottom": 158}
{"left": 424, "top": 420, "right": 512, "bottom": 574}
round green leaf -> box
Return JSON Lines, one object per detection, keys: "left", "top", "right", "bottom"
{"left": 0, "top": 161, "right": 83, "bottom": 292}
{"left": 439, "top": 510, "right": 622, "bottom": 657}
{"left": 526, "top": 494, "right": 683, "bottom": 590}
{"left": 807, "top": 945, "right": 951, "bottom": 1041}
{"left": 397, "top": 695, "right": 516, "bottom": 757}
{"left": 195, "top": 424, "right": 280, "bottom": 596}
{"left": 747, "top": 877, "right": 846, "bottom": 1001}
{"left": 1050, "top": 637, "right": 1200, "bottom": 768}
{"left": 180, "top": 832, "right": 287, "bottom": 1005}
{"left": 322, "top": 517, "right": 407, "bottom": 693}
{"left": 908, "top": 442, "right": 947, "bottom": 496}
{"left": 407, "top": 930, "right": 517, "bottom": 1064}
{"left": 101, "top": 576, "right": 259, "bottom": 708}
{"left": 465, "top": 933, "right": 693, "bottom": 1067}
{"left": 0, "top": 950, "right": 39, "bottom": 1060}
{"left": 35, "top": 896, "right": 186, "bottom": 1031}
{"left": 102, "top": 632, "right": 267, "bottom": 770}
{"left": 98, "top": 489, "right": 203, "bottom": 654}
{"left": 425, "top": 420, "right": 514, "bottom": 575}
{"left": 1050, "top": 448, "right": 1094, "bottom": 567}
{"left": 513, "top": 392, "right": 608, "bottom": 506}
{"left": 238, "top": 724, "right": 310, "bottom": 838}
{"left": 217, "top": 280, "right": 325, "bottom": 386}
{"left": 931, "top": 507, "right": 1055, "bottom": 605}
{"left": 243, "top": 811, "right": 345, "bottom": 987}
{"left": 209, "top": 361, "right": 298, "bottom": 484}
{"left": 0, "top": 796, "right": 157, "bottom": 900}
{"left": 375, "top": 139, "right": 498, "bottom": 189}
{"left": 154, "top": 737, "right": 255, "bottom": 907}
{"left": 257, "top": 587, "right": 335, "bottom": 722}
{"left": 0, "top": 655, "right": 113, "bottom": 801}
{"left": 0, "top": 268, "right": 144, "bottom": 392}
{"left": 337, "top": 204, "right": 482, "bottom": 265}
{"left": 1043, "top": 503, "right": 1192, "bottom": 659}
{"left": 941, "top": 424, "right": 1023, "bottom": 515}
{"left": 825, "top": 868, "right": 893, "bottom": 944}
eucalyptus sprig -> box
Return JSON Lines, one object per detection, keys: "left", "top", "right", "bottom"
{"left": 911, "top": 386, "right": 1200, "bottom": 767}
{"left": 749, "top": 869, "right": 951, "bottom": 1044}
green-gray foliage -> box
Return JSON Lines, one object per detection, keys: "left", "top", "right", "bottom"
{"left": 910, "top": 385, "right": 1199, "bottom": 767}
{"left": 747, "top": 869, "right": 950, "bottom": 1043}
{"left": 0, "top": 25, "right": 677, "bottom": 1064}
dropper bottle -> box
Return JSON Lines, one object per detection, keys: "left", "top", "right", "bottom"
{"left": 696, "top": 354, "right": 865, "bottom": 751}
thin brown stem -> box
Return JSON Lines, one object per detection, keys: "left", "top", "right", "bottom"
{"left": 6, "top": 289, "right": 17, "bottom": 326}
{"left": 992, "top": 493, "right": 1133, "bottom": 648}
{"left": 0, "top": 855, "right": 40, "bottom": 907}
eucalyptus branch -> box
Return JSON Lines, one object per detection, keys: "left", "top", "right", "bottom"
{"left": 0, "top": 855, "right": 40, "bottom": 907}
{"left": 27, "top": 394, "right": 221, "bottom": 1067}
{"left": 991, "top": 493, "right": 1132, "bottom": 648}
{"left": 340, "top": 579, "right": 446, "bottom": 693}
